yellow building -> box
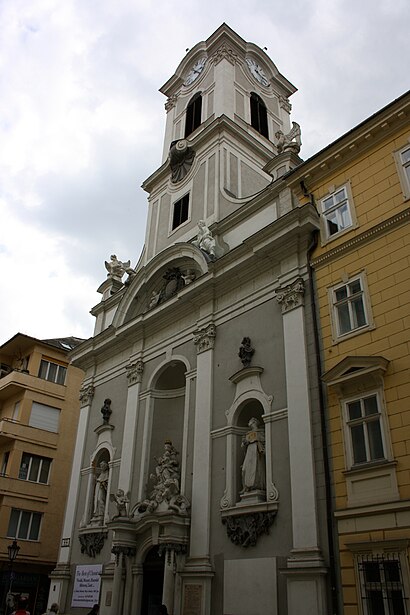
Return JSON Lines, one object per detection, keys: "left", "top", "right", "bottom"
{"left": 0, "top": 334, "right": 84, "bottom": 615}
{"left": 288, "top": 91, "right": 410, "bottom": 614}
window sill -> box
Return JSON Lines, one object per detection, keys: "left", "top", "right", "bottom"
{"left": 343, "top": 459, "right": 396, "bottom": 476}
{"left": 332, "top": 322, "right": 375, "bottom": 345}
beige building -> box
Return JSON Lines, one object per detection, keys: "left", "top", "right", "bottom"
{"left": 288, "top": 91, "right": 410, "bottom": 614}
{"left": 0, "top": 334, "right": 84, "bottom": 615}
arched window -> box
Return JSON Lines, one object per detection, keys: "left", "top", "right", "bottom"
{"left": 250, "top": 92, "right": 269, "bottom": 139}
{"left": 184, "top": 92, "right": 202, "bottom": 138}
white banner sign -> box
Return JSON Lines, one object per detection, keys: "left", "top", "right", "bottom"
{"left": 71, "top": 564, "right": 102, "bottom": 608}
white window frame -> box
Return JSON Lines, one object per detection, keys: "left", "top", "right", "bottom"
{"left": 354, "top": 547, "right": 410, "bottom": 615}
{"left": 7, "top": 509, "right": 42, "bottom": 541}
{"left": 342, "top": 390, "right": 391, "bottom": 470}
{"left": 394, "top": 142, "right": 410, "bottom": 200}
{"left": 320, "top": 182, "right": 356, "bottom": 241}
{"left": 18, "top": 453, "right": 51, "bottom": 484}
{"left": 329, "top": 273, "right": 373, "bottom": 341}
{"left": 38, "top": 358, "right": 67, "bottom": 385}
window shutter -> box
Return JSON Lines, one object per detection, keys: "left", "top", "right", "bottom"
{"left": 29, "top": 402, "right": 60, "bottom": 433}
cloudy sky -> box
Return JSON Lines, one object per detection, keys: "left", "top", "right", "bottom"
{"left": 1, "top": 0, "right": 409, "bottom": 344}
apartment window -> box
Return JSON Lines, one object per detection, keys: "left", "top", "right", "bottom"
{"left": 345, "top": 393, "right": 386, "bottom": 466}
{"left": 332, "top": 275, "right": 369, "bottom": 338}
{"left": 7, "top": 509, "right": 42, "bottom": 540}
{"left": 38, "top": 359, "right": 67, "bottom": 385}
{"left": 357, "top": 553, "right": 408, "bottom": 615}
{"left": 184, "top": 93, "right": 202, "bottom": 138}
{"left": 19, "top": 453, "right": 51, "bottom": 484}
{"left": 395, "top": 144, "right": 410, "bottom": 199}
{"left": 321, "top": 185, "right": 353, "bottom": 238}
{"left": 29, "top": 402, "right": 60, "bottom": 433}
{"left": 172, "top": 194, "right": 189, "bottom": 230}
{"left": 250, "top": 92, "right": 269, "bottom": 139}
{"left": 1, "top": 452, "right": 9, "bottom": 476}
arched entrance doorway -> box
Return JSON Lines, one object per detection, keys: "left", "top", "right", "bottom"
{"left": 141, "top": 548, "right": 164, "bottom": 615}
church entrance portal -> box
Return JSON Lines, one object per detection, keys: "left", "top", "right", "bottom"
{"left": 141, "top": 548, "right": 164, "bottom": 615}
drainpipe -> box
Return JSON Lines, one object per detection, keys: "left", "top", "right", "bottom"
{"left": 304, "top": 182, "right": 340, "bottom": 615}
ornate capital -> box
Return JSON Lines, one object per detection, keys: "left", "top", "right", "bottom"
{"left": 126, "top": 360, "right": 144, "bottom": 385}
{"left": 193, "top": 324, "right": 216, "bottom": 353}
{"left": 165, "top": 94, "right": 177, "bottom": 111}
{"left": 210, "top": 44, "right": 239, "bottom": 66}
{"left": 112, "top": 545, "right": 136, "bottom": 560}
{"left": 276, "top": 278, "right": 304, "bottom": 314}
{"left": 79, "top": 384, "right": 95, "bottom": 407}
{"left": 278, "top": 94, "right": 292, "bottom": 113}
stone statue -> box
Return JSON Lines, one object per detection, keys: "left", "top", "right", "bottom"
{"left": 238, "top": 337, "right": 254, "bottom": 368}
{"left": 134, "top": 441, "right": 190, "bottom": 515}
{"left": 110, "top": 489, "right": 130, "bottom": 518}
{"left": 275, "top": 122, "right": 302, "bottom": 154}
{"left": 192, "top": 220, "right": 216, "bottom": 259}
{"left": 181, "top": 269, "right": 196, "bottom": 285}
{"left": 93, "top": 461, "right": 109, "bottom": 518}
{"left": 105, "top": 254, "right": 134, "bottom": 280}
{"left": 101, "top": 398, "right": 112, "bottom": 424}
{"left": 169, "top": 139, "right": 196, "bottom": 183}
{"left": 241, "top": 418, "right": 266, "bottom": 493}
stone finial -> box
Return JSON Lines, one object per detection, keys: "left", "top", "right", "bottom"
{"left": 105, "top": 255, "right": 134, "bottom": 281}
{"left": 276, "top": 278, "right": 305, "bottom": 314}
{"left": 126, "top": 360, "right": 144, "bottom": 386}
{"left": 79, "top": 384, "right": 95, "bottom": 407}
{"left": 193, "top": 324, "right": 216, "bottom": 353}
{"left": 238, "top": 337, "right": 255, "bottom": 368}
{"left": 275, "top": 122, "right": 301, "bottom": 155}
{"left": 101, "top": 399, "right": 112, "bottom": 424}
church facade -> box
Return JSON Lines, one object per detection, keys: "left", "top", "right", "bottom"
{"left": 49, "top": 25, "right": 332, "bottom": 615}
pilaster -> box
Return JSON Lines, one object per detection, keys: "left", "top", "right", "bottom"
{"left": 118, "top": 360, "right": 144, "bottom": 493}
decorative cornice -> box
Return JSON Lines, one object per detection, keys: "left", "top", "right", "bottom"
{"left": 278, "top": 95, "right": 292, "bottom": 113}
{"left": 210, "top": 43, "right": 239, "bottom": 66}
{"left": 165, "top": 94, "right": 178, "bottom": 111}
{"left": 112, "top": 545, "right": 136, "bottom": 559}
{"left": 79, "top": 384, "right": 95, "bottom": 407}
{"left": 193, "top": 323, "right": 216, "bottom": 353}
{"left": 126, "top": 360, "right": 144, "bottom": 386}
{"left": 276, "top": 278, "right": 304, "bottom": 314}
{"left": 311, "top": 208, "right": 410, "bottom": 267}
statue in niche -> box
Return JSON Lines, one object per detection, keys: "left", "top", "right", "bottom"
{"left": 134, "top": 440, "right": 190, "bottom": 515}
{"left": 92, "top": 461, "right": 109, "bottom": 519}
{"left": 168, "top": 139, "right": 196, "bottom": 183}
{"left": 241, "top": 418, "right": 266, "bottom": 493}
{"left": 100, "top": 398, "right": 112, "bottom": 424}
{"left": 238, "top": 337, "right": 255, "bottom": 368}
{"left": 110, "top": 488, "right": 130, "bottom": 518}
{"left": 193, "top": 220, "right": 216, "bottom": 260}
{"left": 275, "top": 122, "right": 302, "bottom": 155}
{"left": 105, "top": 254, "right": 134, "bottom": 280}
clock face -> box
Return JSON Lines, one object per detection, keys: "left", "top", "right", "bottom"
{"left": 184, "top": 57, "right": 207, "bottom": 86}
{"left": 245, "top": 58, "right": 270, "bottom": 87}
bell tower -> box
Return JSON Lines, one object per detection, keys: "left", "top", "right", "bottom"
{"left": 141, "top": 23, "right": 302, "bottom": 266}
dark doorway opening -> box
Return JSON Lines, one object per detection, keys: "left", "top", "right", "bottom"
{"left": 141, "top": 548, "right": 164, "bottom": 615}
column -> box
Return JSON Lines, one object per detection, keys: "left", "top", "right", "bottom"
{"left": 110, "top": 551, "right": 124, "bottom": 615}
{"left": 276, "top": 278, "right": 327, "bottom": 613}
{"left": 189, "top": 323, "right": 215, "bottom": 563}
{"left": 131, "top": 565, "right": 143, "bottom": 615}
{"left": 162, "top": 549, "right": 175, "bottom": 615}
{"left": 118, "top": 360, "right": 144, "bottom": 493}
{"left": 58, "top": 384, "right": 94, "bottom": 562}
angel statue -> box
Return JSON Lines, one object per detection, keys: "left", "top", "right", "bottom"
{"left": 192, "top": 220, "right": 216, "bottom": 259}
{"left": 275, "top": 122, "right": 302, "bottom": 155}
{"left": 105, "top": 254, "right": 134, "bottom": 281}
{"left": 110, "top": 488, "right": 130, "bottom": 518}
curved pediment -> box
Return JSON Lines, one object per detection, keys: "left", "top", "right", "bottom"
{"left": 112, "top": 243, "right": 209, "bottom": 328}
